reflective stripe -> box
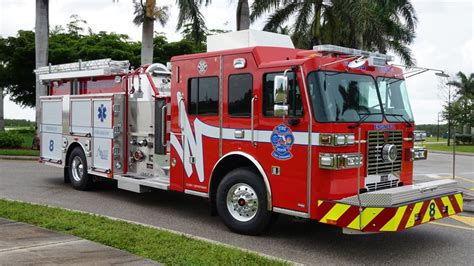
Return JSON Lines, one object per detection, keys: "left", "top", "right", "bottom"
{"left": 380, "top": 205, "right": 407, "bottom": 231}
{"left": 347, "top": 207, "right": 384, "bottom": 230}
{"left": 320, "top": 204, "right": 351, "bottom": 224}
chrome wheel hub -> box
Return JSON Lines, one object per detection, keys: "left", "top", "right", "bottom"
{"left": 71, "top": 156, "right": 84, "bottom": 182}
{"left": 226, "top": 183, "right": 259, "bottom": 222}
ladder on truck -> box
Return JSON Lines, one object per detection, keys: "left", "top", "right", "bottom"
{"left": 35, "top": 58, "right": 130, "bottom": 81}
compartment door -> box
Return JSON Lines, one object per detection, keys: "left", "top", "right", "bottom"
{"left": 40, "top": 98, "right": 63, "bottom": 162}
{"left": 92, "top": 98, "right": 113, "bottom": 172}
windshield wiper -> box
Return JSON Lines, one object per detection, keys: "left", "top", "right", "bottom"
{"left": 349, "top": 112, "right": 383, "bottom": 129}
{"left": 385, "top": 113, "right": 413, "bottom": 127}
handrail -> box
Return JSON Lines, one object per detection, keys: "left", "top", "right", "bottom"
{"left": 251, "top": 96, "right": 258, "bottom": 147}
{"left": 161, "top": 105, "right": 167, "bottom": 147}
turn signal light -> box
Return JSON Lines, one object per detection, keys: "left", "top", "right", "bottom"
{"left": 320, "top": 133, "right": 356, "bottom": 146}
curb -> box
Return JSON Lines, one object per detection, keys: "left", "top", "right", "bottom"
{"left": 0, "top": 155, "right": 38, "bottom": 161}
{"left": 429, "top": 150, "right": 474, "bottom": 157}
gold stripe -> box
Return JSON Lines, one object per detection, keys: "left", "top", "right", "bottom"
{"left": 441, "top": 196, "right": 455, "bottom": 215}
{"left": 347, "top": 207, "right": 384, "bottom": 230}
{"left": 450, "top": 215, "right": 474, "bottom": 227}
{"left": 317, "top": 200, "right": 323, "bottom": 207}
{"left": 380, "top": 205, "right": 407, "bottom": 231}
{"left": 406, "top": 201, "right": 424, "bottom": 228}
{"left": 430, "top": 221, "right": 474, "bottom": 231}
{"left": 320, "top": 203, "right": 351, "bottom": 223}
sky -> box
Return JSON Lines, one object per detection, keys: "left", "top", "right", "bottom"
{"left": 0, "top": 0, "right": 473, "bottom": 124}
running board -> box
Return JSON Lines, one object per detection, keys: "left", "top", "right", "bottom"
{"left": 114, "top": 175, "right": 170, "bottom": 193}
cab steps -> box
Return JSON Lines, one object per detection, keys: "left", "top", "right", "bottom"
{"left": 114, "top": 174, "right": 170, "bottom": 193}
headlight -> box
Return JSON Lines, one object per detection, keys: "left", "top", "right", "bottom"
{"left": 413, "top": 130, "right": 427, "bottom": 142}
{"left": 410, "top": 147, "right": 428, "bottom": 160}
{"left": 319, "top": 153, "right": 363, "bottom": 169}
{"left": 320, "top": 133, "right": 356, "bottom": 146}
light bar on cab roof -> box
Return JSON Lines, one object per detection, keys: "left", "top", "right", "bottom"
{"left": 313, "top": 44, "right": 394, "bottom": 62}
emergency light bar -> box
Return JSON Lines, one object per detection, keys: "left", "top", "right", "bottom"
{"left": 314, "top": 45, "right": 394, "bottom": 65}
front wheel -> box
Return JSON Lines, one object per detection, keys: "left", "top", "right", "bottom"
{"left": 216, "top": 167, "right": 273, "bottom": 235}
{"left": 68, "top": 147, "right": 93, "bottom": 191}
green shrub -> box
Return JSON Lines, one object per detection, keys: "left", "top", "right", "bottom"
{"left": 0, "top": 132, "right": 24, "bottom": 148}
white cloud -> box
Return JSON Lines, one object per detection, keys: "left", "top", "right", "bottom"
{"left": 1, "top": 0, "right": 472, "bottom": 124}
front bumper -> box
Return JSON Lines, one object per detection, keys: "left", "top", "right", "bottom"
{"left": 316, "top": 180, "right": 463, "bottom": 232}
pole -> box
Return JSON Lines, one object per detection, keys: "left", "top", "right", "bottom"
{"left": 447, "top": 85, "right": 451, "bottom": 146}
{"left": 453, "top": 130, "right": 456, "bottom": 179}
{"left": 437, "top": 112, "right": 440, "bottom": 142}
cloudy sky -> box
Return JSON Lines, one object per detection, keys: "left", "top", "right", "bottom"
{"left": 0, "top": 0, "right": 473, "bottom": 124}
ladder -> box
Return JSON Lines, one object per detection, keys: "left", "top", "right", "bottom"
{"left": 35, "top": 58, "right": 130, "bottom": 81}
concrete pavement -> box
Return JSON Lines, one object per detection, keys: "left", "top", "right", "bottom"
{"left": 0, "top": 157, "right": 473, "bottom": 265}
{"left": 0, "top": 218, "right": 157, "bottom": 265}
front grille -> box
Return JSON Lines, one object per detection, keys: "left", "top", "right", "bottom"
{"left": 367, "top": 130, "right": 403, "bottom": 175}
{"left": 366, "top": 180, "right": 399, "bottom": 192}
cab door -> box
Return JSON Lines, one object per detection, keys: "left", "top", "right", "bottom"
{"left": 221, "top": 54, "right": 310, "bottom": 213}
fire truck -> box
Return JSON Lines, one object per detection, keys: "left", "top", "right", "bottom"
{"left": 36, "top": 30, "right": 462, "bottom": 235}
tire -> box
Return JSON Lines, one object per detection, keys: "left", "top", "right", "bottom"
{"left": 67, "top": 147, "right": 93, "bottom": 191}
{"left": 216, "top": 167, "right": 273, "bottom": 235}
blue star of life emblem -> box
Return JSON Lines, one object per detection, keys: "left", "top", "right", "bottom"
{"left": 98, "top": 104, "right": 107, "bottom": 122}
{"left": 270, "top": 124, "right": 294, "bottom": 160}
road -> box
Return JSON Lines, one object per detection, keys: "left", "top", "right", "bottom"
{"left": 0, "top": 153, "right": 473, "bottom": 265}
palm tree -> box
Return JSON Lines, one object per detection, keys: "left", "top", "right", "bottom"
{"left": 132, "top": 0, "right": 169, "bottom": 65}
{"left": 176, "top": 0, "right": 210, "bottom": 44}
{"left": 250, "top": 0, "right": 418, "bottom": 65}
{"left": 236, "top": 0, "right": 250, "bottom": 30}
{"left": 34, "top": 0, "right": 49, "bottom": 148}
{"left": 447, "top": 72, "right": 474, "bottom": 99}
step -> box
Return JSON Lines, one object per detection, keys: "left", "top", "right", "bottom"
{"left": 114, "top": 174, "right": 170, "bottom": 193}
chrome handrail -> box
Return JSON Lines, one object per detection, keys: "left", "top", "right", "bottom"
{"left": 251, "top": 96, "right": 257, "bottom": 147}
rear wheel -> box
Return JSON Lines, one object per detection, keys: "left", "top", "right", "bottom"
{"left": 68, "top": 147, "right": 93, "bottom": 191}
{"left": 216, "top": 167, "right": 273, "bottom": 235}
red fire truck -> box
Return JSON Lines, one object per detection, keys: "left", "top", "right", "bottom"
{"left": 36, "top": 30, "right": 462, "bottom": 235}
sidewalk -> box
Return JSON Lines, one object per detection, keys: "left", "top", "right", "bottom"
{"left": 0, "top": 218, "right": 158, "bottom": 265}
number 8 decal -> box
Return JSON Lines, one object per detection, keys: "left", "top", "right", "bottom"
{"left": 429, "top": 202, "right": 436, "bottom": 217}
{"left": 49, "top": 140, "right": 54, "bottom": 152}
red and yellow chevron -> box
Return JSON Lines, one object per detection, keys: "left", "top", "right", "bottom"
{"left": 316, "top": 193, "right": 463, "bottom": 232}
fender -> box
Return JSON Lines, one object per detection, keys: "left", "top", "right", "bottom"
{"left": 210, "top": 151, "right": 273, "bottom": 210}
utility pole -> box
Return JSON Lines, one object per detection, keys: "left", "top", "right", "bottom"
{"left": 437, "top": 112, "right": 441, "bottom": 142}
{"left": 447, "top": 84, "right": 451, "bottom": 146}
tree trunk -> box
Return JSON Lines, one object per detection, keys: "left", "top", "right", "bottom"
{"left": 141, "top": 0, "right": 155, "bottom": 65}
{"left": 34, "top": 0, "right": 49, "bottom": 149}
{"left": 0, "top": 88, "right": 4, "bottom": 132}
{"left": 236, "top": 0, "right": 250, "bottom": 31}
{"left": 311, "top": 0, "right": 323, "bottom": 47}
{"left": 141, "top": 17, "right": 154, "bottom": 65}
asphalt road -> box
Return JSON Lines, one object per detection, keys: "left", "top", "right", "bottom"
{"left": 0, "top": 154, "right": 473, "bottom": 265}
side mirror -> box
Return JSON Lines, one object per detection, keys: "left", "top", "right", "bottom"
{"left": 273, "top": 75, "right": 289, "bottom": 104}
{"left": 273, "top": 75, "right": 289, "bottom": 116}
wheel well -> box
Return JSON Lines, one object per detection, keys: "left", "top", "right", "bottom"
{"left": 209, "top": 154, "right": 271, "bottom": 213}
{"left": 65, "top": 142, "right": 84, "bottom": 167}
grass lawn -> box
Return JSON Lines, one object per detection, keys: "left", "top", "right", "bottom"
{"left": 0, "top": 149, "right": 39, "bottom": 156}
{"left": 425, "top": 143, "right": 474, "bottom": 153}
{"left": 0, "top": 128, "right": 39, "bottom": 156}
{"left": 0, "top": 199, "right": 287, "bottom": 265}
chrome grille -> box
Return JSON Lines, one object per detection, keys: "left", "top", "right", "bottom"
{"left": 367, "top": 130, "right": 403, "bottom": 175}
{"left": 366, "top": 180, "right": 399, "bottom": 192}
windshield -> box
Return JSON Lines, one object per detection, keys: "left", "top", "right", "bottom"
{"left": 307, "top": 72, "right": 383, "bottom": 122}
{"left": 377, "top": 78, "right": 414, "bottom": 122}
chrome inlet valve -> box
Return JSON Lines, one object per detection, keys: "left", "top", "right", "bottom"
{"left": 138, "top": 139, "right": 148, "bottom": 147}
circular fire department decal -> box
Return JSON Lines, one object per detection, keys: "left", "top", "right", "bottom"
{"left": 271, "top": 124, "right": 294, "bottom": 160}
{"left": 197, "top": 60, "right": 207, "bottom": 75}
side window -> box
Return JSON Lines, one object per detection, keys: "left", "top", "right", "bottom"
{"left": 228, "top": 74, "right": 253, "bottom": 117}
{"left": 263, "top": 72, "right": 303, "bottom": 116}
{"left": 188, "top": 76, "right": 219, "bottom": 115}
